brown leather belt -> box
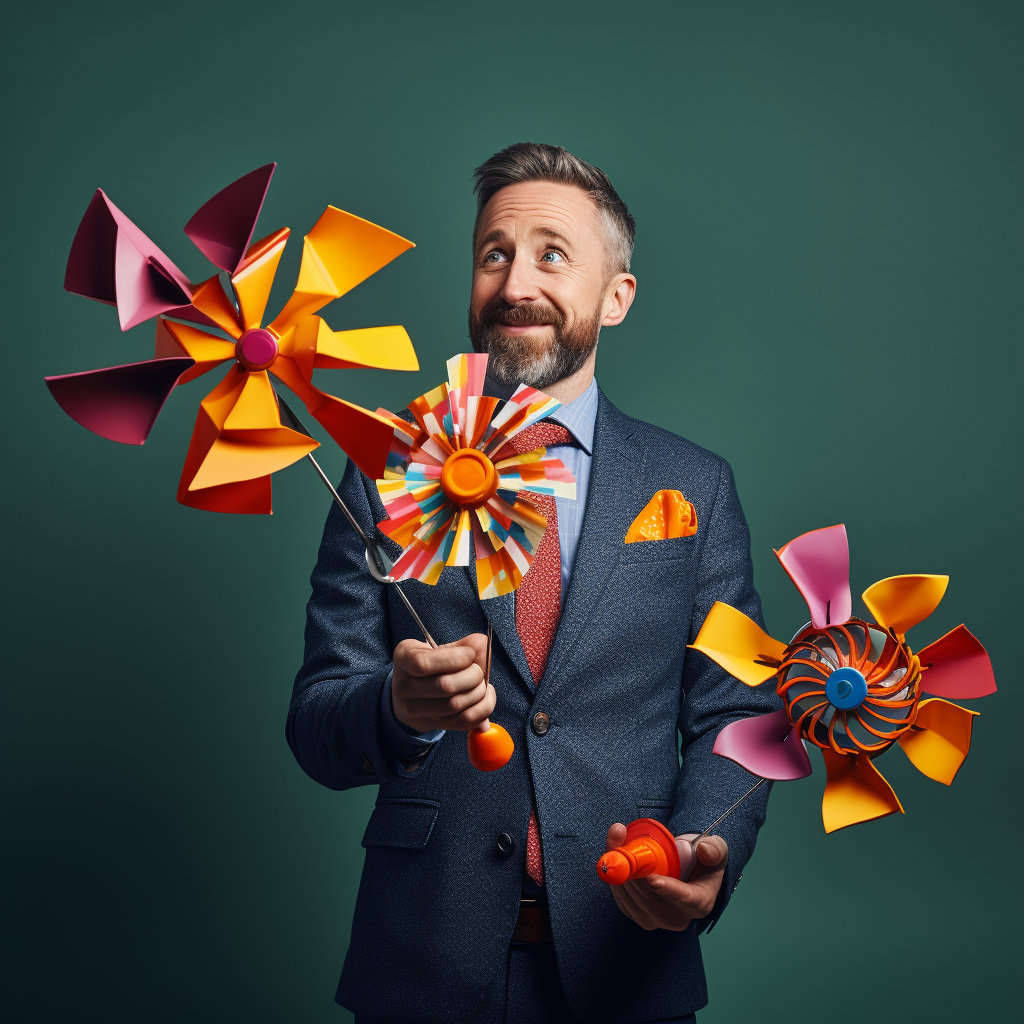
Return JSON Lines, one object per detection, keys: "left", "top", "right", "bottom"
{"left": 512, "top": 897, "right": 553, "bottom": 943}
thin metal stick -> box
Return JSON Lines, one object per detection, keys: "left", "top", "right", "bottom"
{"left": 691, "top": 777, "right": 766, "bottom": 846}
{"left": 485, "top": 620, "right": 493, "bottom": 684}
{"left": 305, "top": 453, "right": 438, "bottom": 649}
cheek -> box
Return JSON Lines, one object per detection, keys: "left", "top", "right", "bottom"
{"left": 545, "top": 272, "right": 596, "bottom": 322}
{"left": 470, "top": 273, "right": 501, "bottom": 311}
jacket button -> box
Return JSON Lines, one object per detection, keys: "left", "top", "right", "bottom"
{"left": 496, "top": 832, "right": 515, "bottom": 856}
{"left": 531, "top": 711, "right": 551, "bottom": 736}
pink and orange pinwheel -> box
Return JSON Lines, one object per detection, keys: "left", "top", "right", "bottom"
{"left": 691, "top": 525, "right": 996, "bottom": 832}
{"left": 47, "top": 164, "right": 418, "bottom": 512}
{"left": 376, "top": 353, "right": 576, "bottom": 599}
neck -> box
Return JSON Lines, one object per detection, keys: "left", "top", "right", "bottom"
{"left": 540, "top": 351, "right": 597, "bottom": 405}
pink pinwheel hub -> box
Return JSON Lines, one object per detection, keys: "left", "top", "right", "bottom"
{"left": 236, "top": 328, "right": 278, "bottom": 371}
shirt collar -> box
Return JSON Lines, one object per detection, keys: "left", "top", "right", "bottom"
{"left": 483, "top": 373, "right": 599, "bottom": 456}
{"left": 547, "top": 376, "right": 598, "bottom": 455}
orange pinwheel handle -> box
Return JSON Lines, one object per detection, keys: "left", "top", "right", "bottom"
{"left": 596, "top": 818, "right": 684, "bottom": 885}
{"left": 466, "top": 722, "right": 514, "bottom": 772}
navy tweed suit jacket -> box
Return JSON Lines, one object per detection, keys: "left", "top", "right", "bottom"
{"left": 287, "top": 388, "right": 780, "bottom": 1023}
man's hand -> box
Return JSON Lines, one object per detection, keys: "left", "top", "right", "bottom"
{"left": 604, "top": 823, "right": 728, "bottom": 931}
{"left": 391, "top": 635, "right": 494, "bottom": 734}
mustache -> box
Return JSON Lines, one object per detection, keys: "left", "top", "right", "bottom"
{"left": 476, "top": 299, "right": 565, "bottom": 329}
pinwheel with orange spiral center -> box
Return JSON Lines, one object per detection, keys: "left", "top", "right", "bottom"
{"left": 690, "top": 525, "right": 996, "bottom": 832}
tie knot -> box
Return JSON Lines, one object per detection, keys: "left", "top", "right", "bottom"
{"left": 511, "top": 421, "right": 576, "bottom": 455}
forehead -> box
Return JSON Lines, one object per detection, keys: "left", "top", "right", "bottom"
{"left": 475, "top": 181, "right": 603, "bottom": 246}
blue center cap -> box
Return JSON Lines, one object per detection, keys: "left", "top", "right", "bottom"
{"left": 825, "top": 667, "right": 868, "bottom": 710}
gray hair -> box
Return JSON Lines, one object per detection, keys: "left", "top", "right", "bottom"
{"left": 472, "top": 143, "right": 635, "bottom": 274}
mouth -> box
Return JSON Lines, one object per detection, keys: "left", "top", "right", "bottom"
{"left": 494, "top": 322, "right": 552, "bottom": 335}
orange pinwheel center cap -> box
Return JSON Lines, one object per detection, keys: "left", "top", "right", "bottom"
{"left": 441, "top": 448, "right": 498, "bottom": 506}
{"left": 236, "top": 328, "right": 279, "bottom": 371}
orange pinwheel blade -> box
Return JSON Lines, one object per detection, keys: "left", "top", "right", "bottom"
{"left": 862, "top": 574, "right": 948, "bottom": 635}
{"left": 898, "top": 698, "right": 977, "bottom": 785}
{"left": 231, "top": 227, "right": 290, "bottom": 330}
{"left": 188, "top": 371, "right": 318, "bottom": 491}
{"left": 190, "top": 275, "right": 242, "bottom": 338}
{"left": 306, "top": 390, "right": 397, "bottom": 480}
{"left": 176, "top": 375, "right": 274, "bottom": 514}
{"left": 310, "top": 319, "right": 419, "bottom": 372}
{"left": 820, "top": 747, "right": 904, "bottom": 833}
{"left": 155, "top": 318, "right": 236, "bottom": 384}
{"left": 268, "top": 207, "right": 414, "bottom": 337}
{"left": 688, "top": 602, "right": 787, "bottom": 687}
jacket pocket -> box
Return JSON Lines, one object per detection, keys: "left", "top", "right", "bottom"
{"left": 635, "top": 798, "right": 674, "bottom": 823}
{"left": 362, "top": 798, "right": 441, "bottom": 849}
{"left": 619, "top": 534, "right": 698, "bottom": 564}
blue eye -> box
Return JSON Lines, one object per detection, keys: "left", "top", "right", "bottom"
{"left": 541, "top": 250, "right": 563, "bottom": 263}
{"left": 483, "top": 250, "right": 507, "bottom": 264}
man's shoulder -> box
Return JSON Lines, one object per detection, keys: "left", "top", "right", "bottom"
{"left": 597, "top": 390, "right": 729, "bottom": 476}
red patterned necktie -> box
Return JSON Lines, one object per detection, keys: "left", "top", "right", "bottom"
{"left": 511, "top": 421, "right": 575, "bottom": 887}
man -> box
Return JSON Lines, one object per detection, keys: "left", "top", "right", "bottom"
{"left": 287, "top": 143, "right": 779, "bottom": 1023}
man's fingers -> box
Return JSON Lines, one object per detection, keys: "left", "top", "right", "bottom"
{"left": 612, "top": 882, "right": 661, "bottom": 931}
{"left": 408, "top": 682, "right": 497, "bottom": 732}
{"left": 606, "top": 822, "right": 627, "bottom": 852}
{"left": 399, "top": 663, "right": 485, "bottom": 699}
{"left": 644, "top": 875, "right": 716, "bottom": 920}
{"left": 405, "top": 680, "right": 487, "bottom": 717}
{"left": 395, "top": 639, "right": 480, "bottom": 678}
{"left": 695, "top": 835, "right": 728, "bottom": 868}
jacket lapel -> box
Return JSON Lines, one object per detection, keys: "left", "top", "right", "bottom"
{"left": 466, "top": 388, "right": 639, "bottom": 698}
{"left": 469, "top": 560, "right": 536, "bottom": 696}
{"left": 541, "top": 391, "right": 641, "bottom": 688}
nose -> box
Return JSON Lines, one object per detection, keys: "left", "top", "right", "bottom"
{"left": 499, "top": 254, "right": 540, "bottom": 306}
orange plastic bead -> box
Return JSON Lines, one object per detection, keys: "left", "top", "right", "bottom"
{"left": 467, "top": 722, "right": 514, "bottom": 771}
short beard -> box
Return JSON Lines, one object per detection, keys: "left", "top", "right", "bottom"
{"left": 467, "top": 298, "right": 601, "bottom": 391}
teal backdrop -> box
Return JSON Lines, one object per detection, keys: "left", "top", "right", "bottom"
{"left": 5, "top": 2, "right": 1021, "bottom": 1021}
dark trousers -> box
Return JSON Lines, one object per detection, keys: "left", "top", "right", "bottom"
{"left": 354, "top": 939, "right": 698, "bottom": 1024}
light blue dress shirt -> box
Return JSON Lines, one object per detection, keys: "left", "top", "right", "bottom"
{"left": 378, "top": 377, "right": 600, "bottom": 756}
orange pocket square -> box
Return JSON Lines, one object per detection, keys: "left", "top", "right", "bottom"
{"left": 625, "top": 490, "right": 698, "bottom": 543}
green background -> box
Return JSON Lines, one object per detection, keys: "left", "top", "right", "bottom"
{"left": 4, "top": 1, "right": 1020, "bottom": 1020}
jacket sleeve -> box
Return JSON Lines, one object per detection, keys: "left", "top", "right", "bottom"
{"left": 667, "top": 457, "right": 782, "bottom": 934}
{"left": 286, "top": 459, "right": 417, "bottom": 790}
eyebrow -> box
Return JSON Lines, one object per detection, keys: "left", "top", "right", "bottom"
{"left": 475, "top": 226, "right": 575, "bottom": 252}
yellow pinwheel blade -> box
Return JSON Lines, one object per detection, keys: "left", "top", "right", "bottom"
{"left": 898, "top": 698, "right": 977, "bottom": 785}
{"left": 223, "top": 371, "right": 278, "bottom": 431}
{"left": 862, "top": 574, "right": 949, "bottom": 635}
{"left": 268, "top": 207, "right": 414, "bottom": 337}
{"left": 821, "top": 747, "right": 904, "bottom": 833}
{"left": 232, "top": 227, "right": 290, "bottom": 330}
{"left": 310, "top": 318, "right": 419, "bottom": 372}
{"left": 190, "top": 276, "right": 243, "bottom": 338}
{"left": 155, "top": 318, "right": 236, "bottom": 384}
{"left": 688, "top": 602, "right": 787, "bottom": 687}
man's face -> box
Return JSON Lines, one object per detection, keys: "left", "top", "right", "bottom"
{"left": 468, "top": 181, "right": 627, "bottom": 390}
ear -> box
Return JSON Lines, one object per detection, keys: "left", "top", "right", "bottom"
{"left": 601, "top": 273, "right": 637, "bottom": 327}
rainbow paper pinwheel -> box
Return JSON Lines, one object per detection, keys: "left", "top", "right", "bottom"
{"left": 691, "top": 525, "right": 997, "bottom": 832}
{"left": 46, "top": 164, "right": 418, "bottom": 512}
{"left": 376, "top": 353, "right": 576, "bottom": 599}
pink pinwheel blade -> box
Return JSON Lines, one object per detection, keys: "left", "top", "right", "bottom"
{"left": 184, "top": 163, "right": 276, "bottom": 274}
{"left": 64, "top": 189, "right": 118, "bottom": 303}
{"left": 713, "top": 709, "right": 813, "bottom": 781}
{"left": 45, "top": 357, "right": 195, "bottom": 445}
{"left": 64, "top": 189, "right": 194, "bottom": 330}
{"left": 114, "top": 232, "right": 191, "bottom": 331}
{"left": 775, "top": 524, "right": 852, "bottom": 629}
{"left": 918, "top": 624, "right": 997, "bottom": 699}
